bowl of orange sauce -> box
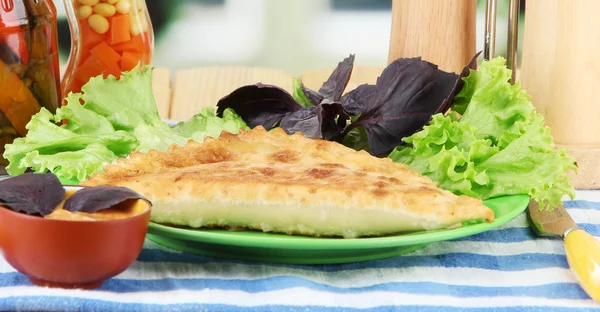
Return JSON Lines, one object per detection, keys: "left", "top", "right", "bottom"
{"left": 0, "top": 174, "right": 151, "bottom": 289}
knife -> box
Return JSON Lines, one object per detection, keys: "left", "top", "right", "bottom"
{"left": 528, "top": 199, "right": 600, "bottom": 301}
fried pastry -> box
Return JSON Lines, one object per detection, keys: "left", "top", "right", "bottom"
{"left": 81, "top": 127, "right": 495, "bottom": 238}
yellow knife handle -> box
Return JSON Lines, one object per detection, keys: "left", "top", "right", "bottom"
{"left": 564, "top": 228, "right": 600, "bottom": 302}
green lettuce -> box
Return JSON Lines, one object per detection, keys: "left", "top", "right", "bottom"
{"left": 134, "top": 124, "right": 189, "bottom": 154}
{"left": 291, "top": 77, "right": 313, "bottom": 108}
{"left": 4, "top": 102, "right": 137, "bottom": 178}
{"left": 172, "top": 107, "right": 250, "bottom": 141}
{"left": 20, "top": 144, "right": 118, "bottom": 183}
{"left": 78, "top": 65, "right": 165, "bottom": 131}
{"left": 3, "top": 66, "right": 250, "bottom": 184}
{"left": 389, "top": 57, "right": 577, "bottom": 209}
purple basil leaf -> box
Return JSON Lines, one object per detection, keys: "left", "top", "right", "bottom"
{"left": 0, "top": 173, "right": 65, "bottom": 216}
{"left": 318, "top": 54, "right": 355, "bottom": 101}
{"left": 216, "top": 83, "right": 302, "bottom": 129}
{"left": 301, "top": 85, "right": 324, "bottom": 106}
{"left": 352, "top": 57, "right": 459, "bottom": 157}
{"left": 436, "top": 51, "right": 481, "bottom": 114}
{"left": 279, "top": 102, "right": 348, "bottom": 140}
{"left": 280, "top": 107, "right": 321, "bottom": 138}
{"left": 64, "top": 186, "right": 148, "bottom": 214}
{"left": 319, "top": 100, "right": 349, "bottom": 140}
{"left": 340, "top": 84, "right": 377, "bottom": 116}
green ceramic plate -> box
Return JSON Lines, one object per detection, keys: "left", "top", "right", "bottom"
{"left": 146, "top": 194, "right": 530, "bottom": 264}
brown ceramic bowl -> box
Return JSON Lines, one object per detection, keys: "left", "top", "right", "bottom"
{"left": 0, "top": 186, "right": 151, "bottom": 289}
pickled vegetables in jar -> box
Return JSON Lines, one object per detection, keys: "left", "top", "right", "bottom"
{"left": 61, "top": 0, "right": 154, "bottom": 99}
{"left": 0, "top": 0, "right": 61, "bottom": 165}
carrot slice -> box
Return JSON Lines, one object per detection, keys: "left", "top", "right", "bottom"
{"left": 120, "top": 51, "right": 143, "bottom": 72}
{"left": 78, "top": 49, "right": 92, "bottom": 67}
{"left": 79, "top": 19, "right": 105, "bottom": 51}
{"left": 109, "top": 14, "right": 131, "bottom": 45}
{"left": 76, "top": 55, "right": 105, "bottom": 84}
{"left": 80, "top": 52, "right": 123, "bottom": 82}
{"left": 0, "top": 59, "right": 41, "bottom": 136}
{"left": 111, "top": 34, "right": 147, "bottom": 52}
{"left": 102, "top": 60, "right": 122, "bottom": 79}
{"left": 90, "top": 41, "right": 121, "bottom": 65}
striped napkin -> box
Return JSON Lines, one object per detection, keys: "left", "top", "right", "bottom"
{"left": 2, "top": 191, "right": 600, "bottom": 312}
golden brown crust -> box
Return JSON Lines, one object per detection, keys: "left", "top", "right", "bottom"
{"left": 82, "top": 127, "right": 495, "bottom": 236}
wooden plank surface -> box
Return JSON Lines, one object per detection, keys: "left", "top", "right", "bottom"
{"left": 520, "top": 0, "right": 600, "bottom": 146}
{"left": 388, "top": 0, "right": 476, "bottom": 72}
{"left": 301, "top": 66, "right": 383, "bottom": 92}
{"left": 518, "top": 0, "right": 600, "bottom": 189}
{"left": 152, "top": 67, "right": 172, "bottom": 119}
{"left": 559, "top": 145, "right": 600, "bottom": 190}
{"left": 169, "top": 67, "right": 294, "bottom": 121}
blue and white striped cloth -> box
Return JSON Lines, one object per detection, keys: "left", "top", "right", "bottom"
{"left": 2, "top": 191, "right": 600, "bottom": 312}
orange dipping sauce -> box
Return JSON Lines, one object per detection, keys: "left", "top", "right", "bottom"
{"left": 44, "top": 189, "right": 150, "bottom": 221}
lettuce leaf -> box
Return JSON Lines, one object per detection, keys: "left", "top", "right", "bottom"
{"left": 4, "top": 105, "right": 137, "bottom": 178}
{"left": 135, "top": 107, "right": 250, "bottom": 154}
{"left": 389, "top": 57, "right": 577, "bottom": 210}
{"left": 134, "top": 124, "right": 189, "bottom": 154}
{"left": 3, "top": 66, "right": 250, "bottom": 184}
{"left": 292, "top": 77, "right": 314, "bottom": 108}
{"left": 78, "top": 65, "right": 164, "bottom": 131}
{"left": 20, "top": 144, "right": 118, "bottom": 183}
{"left": 173, "top": 107, "right": 249, "bottom": 139}
{"left": 56, "top": 93, "right": 121, "bottom": 136}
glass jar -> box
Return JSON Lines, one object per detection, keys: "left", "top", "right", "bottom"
{"left": 61, "top": 0, "right": 154, "bottom": 99}
{"left": 0, "top": 0, "right": 61, "bottom": 165}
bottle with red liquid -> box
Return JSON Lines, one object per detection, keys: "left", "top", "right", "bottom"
{"left": 61, "top": 0, "right": 154, "bottom": 99}
{"left": 0, "top": 0, "right": 61, "bottom": 165}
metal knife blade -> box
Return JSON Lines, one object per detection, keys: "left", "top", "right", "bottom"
{"left": 527, "top": 199, "right": 577, "bottom": 237}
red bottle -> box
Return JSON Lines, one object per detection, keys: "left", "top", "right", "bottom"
{"left": 0, "top": 0, "right": 61, "bottom": 164}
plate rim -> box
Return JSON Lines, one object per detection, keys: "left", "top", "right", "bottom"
{"left": 147, "top": 194, "right": 530, "bottom": 250}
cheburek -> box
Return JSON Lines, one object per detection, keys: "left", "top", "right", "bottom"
{"left": 81, "top": 126, "right": 494, "bottom": 238}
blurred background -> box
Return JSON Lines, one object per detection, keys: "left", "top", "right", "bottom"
{"left": 53, "top": 0, "right": 525, "bottom": 76}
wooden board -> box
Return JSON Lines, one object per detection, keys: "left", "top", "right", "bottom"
{"left": 388, "top": 0, "right": 476, "bottom": 72}
{"left": 518, "top": 0, "right": 600, "bottom": 190}
{"left": 301, "top": 66, "right": 384, "bottom": 93}
{"left": 559, "top": 145, "right": 600, "bottom": 190}
{"left": 169, "top": 67, "right": 293, "bottom": 121}
{"left": 152, "top": 67, "right": 171, "bottom": 119}
{"left": 520, "top": 0, "right": 600, "bottom": 146}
